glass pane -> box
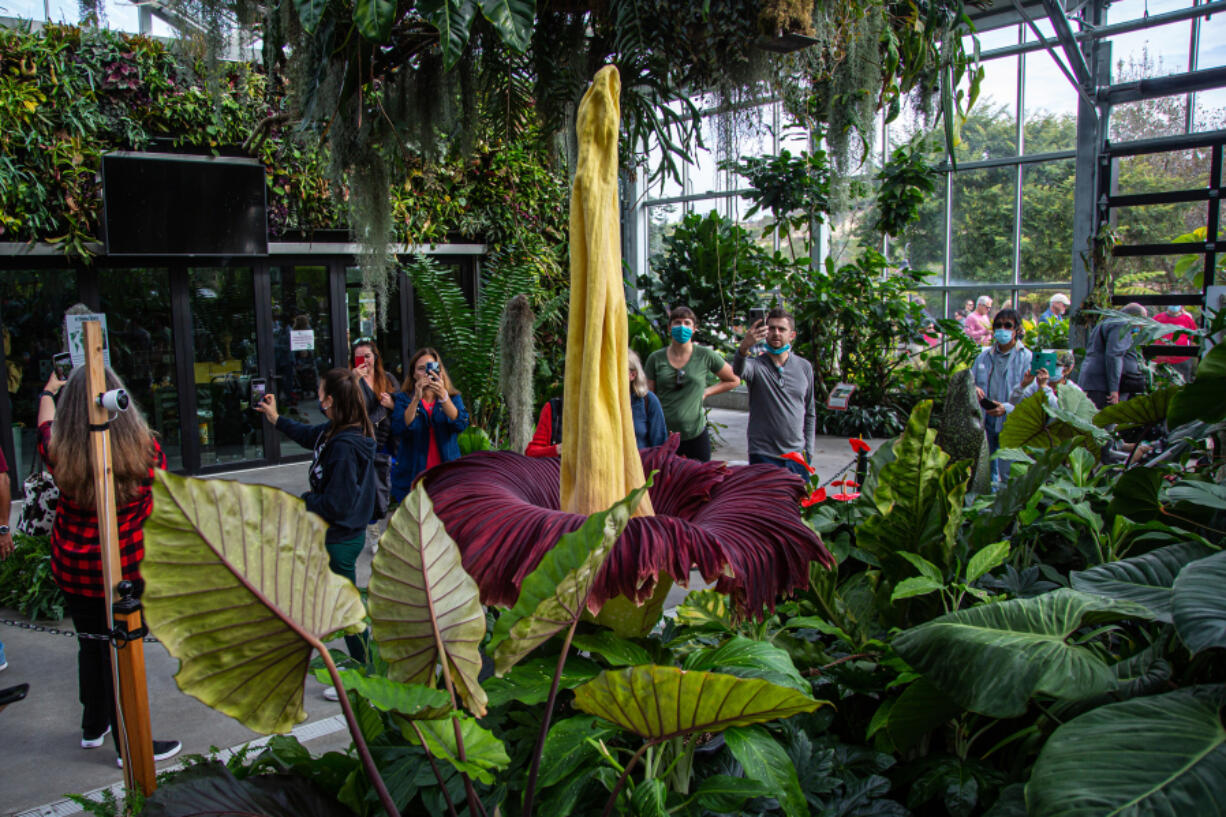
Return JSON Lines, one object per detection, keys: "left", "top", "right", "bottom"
{"left": 1110, "top": 93, "right": 1189, "bottom": 141}
{"left": 98, "top": 268, "right": 181, "bottom": 471}
{"left": 1022, "top": 17, "right": 1055, "bottom": 42}
{"left": 957, "top": 55, "right": 1018, "bottom": 161}
{"left": 1112, "top": 252, "right": 1205, "bottom": 296}
{"left": 1017, "top": 288, "right": 1073, "bottom": 334}
{"left": 102, "top": 0, "right": 139, "bottom": 31}
{"left": 1199, "top": 11, "right": 1226, "bottom": 70}
{"left": 188, "top": 267, "right": 262, "bottom": 466}
{"left": 947, "top": 287, "right": 1015, "bottom": 344}
{"left": 965, "top": 24, "right": 1018, "bottom": 53}
{"left": 1108, "top": 20, "right": 1192, "bottom": 82}
{"left": 891, "top": 173, "right": 947, "bottom": 280}
{"left": 1019, "top": 158, "right": 1075, "bottom": 283}
{"left": 4, "top": 0, "right": 47, "bottom": 20}
{"left": 1116, "top": 149, "right": 1211, "bottom": 194}
{"left": 950, "top": 166, "right": 1016, "bottom": 284}
{"left": 1192, "top": 87, "right": 1226, "bottom": 133}
{"left": 646, "top": 132, "right": 685, "bottom": 200}
{"left": 1022, "top": 50, "right": 1078, "bottom": 152}
{"left": 689, "top": 115, "right": 721, "bottom": 196}
{"left": 346, "top": 267, "right": 403, "bottom": 385}
{"left": 728, "top": 195, "right": 776, "bottom": 254}
{"left": 1, "top": 269, "right": 78, "bottom": 485}
{"left": 46, "top": 0, "right": 75, "bottom": 22}
{"left": 1106, "top": 0, "right": 1195, "bottom": 26}
{"left": 1115, "top": 202, "right": 1207, "bottom": 246}
{"left": 647, "top": 203, "right": 687, "bottom": 266}
{"left": 271, "top": 265, "right": 333, "bottom": 429}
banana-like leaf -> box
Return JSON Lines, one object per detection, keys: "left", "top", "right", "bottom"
{"left": 480, "top": 0, "right": 533, "bottom": 52}
{"left": 892, "top": 589, "right": 1154, "bottom": 718}
{"left": 1027, "top": 688, "right": 1226, "bottom": 817}
{"left": 1070, "top": 541, "right": 1214, "bottom": 623}
{"left": 368, "top": 483, "right": 488, "bottom": 716}
{"left": 311, "top": 668, "right": 451, "bottom": 719}
{"left": 1168, "top": 341, "right": 1226, "bottom": 427}
{"left": 1172, "top": 550, "right": 1226, "bottom": 654}
{"left": 572, "top": 665, "right": 823, "bottom": 739}
{"left": 487, "top": 482, "right": 649, "bottom": 676}
{"left": 681, "top": 635, "right": 809, "bottom": 693}
{"left": 399, "top": 713, "right": 510, "bottom": 785}
{"left": 419, "top": 0, "right": 478, "bottom": 70}
{"left": 142, "top": 472, "right": 367, "bottom": 734}
{"left": 1093, "top": 386, "right": 1179, "bottom": 429}
{"left": 354, "top": 0, "right": 396, "bottom": 41}
{"left": 292, "top": 0, "right": 327, "bottom": 33}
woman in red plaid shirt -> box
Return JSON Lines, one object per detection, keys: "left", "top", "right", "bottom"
{"left": 39, "top": 367, "right": 180, "bottom": 765}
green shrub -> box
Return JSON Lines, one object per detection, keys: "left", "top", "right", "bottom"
{"left": 0, "top": 533, "right": 65, "bottom": 621}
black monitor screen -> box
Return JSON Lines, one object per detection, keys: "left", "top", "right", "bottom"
{"left": 102, "top": 152, "right": 268, "bottom": 256}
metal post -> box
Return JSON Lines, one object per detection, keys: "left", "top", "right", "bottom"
{"left": 1070, "top": 0, "right": 1108, "bottom": 335}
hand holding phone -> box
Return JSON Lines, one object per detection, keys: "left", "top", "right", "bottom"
{"left": 53, "top": 352, "right": 73, "bottom": 381}
{"left": 978, "top": 396, "right": 1000, "bottom": 411}
{"left": 248, "top": 378, "right": 267, "bottom": 410}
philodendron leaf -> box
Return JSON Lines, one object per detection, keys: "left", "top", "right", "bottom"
{"left": 693, "top": 774, "right": 772, "bottom": 813}
{"left": 354, "top": 0, "right": 396, "bottom": 41}
{"left": 572, "top": 665, "right": 823, "bottom": 740}
{"left": 399, "top": 714, "right": 510, "bottom": 785}
{"left": 142, "top": 760, "right": 350, "bottom": 817}
{"left": 482, "top": 655, "right": 602, "bottom": 708}
{"left": 142, "top": 472, "right": 367, "bottom": 734}
{"left": 1172, "top": 550, "right": 1226, "bottom": 653}
{"left": 311, "top": 668, "right": 450, "bottom": 719}
{"left": 1027, "top": 688, "right": 1226, "bottom": 817}
{"left": 1071, "top": 541, "right": 1214, "bottom": 623}
{"left": 724, "top": 725, "right": 807, "bottom": 817}
{"left": 892, "top": 588, "right": 1154, "bottom": 718}
{"left": 571, "top": 629, "right": 653, "bottom": 667}
{"left": 1168, "top": 340, "right": 1226, "bottom": 426}
{"left": 419, "top": 0, "right": 477, "bottom": 70}
{"left": 480, "top": 0, "right": 533, "bottom": 52}
{"left": 368, "top": 483, "right": 487, "bottom": 716}
{"left": 673, "top": 588, "right": 736, "bottom": 632}
{"left": 681, "top": 635, "right": 809, "bottom": 693}
{"left": 488, "top": 481, "right": 650, "bottom": 675}
{"left": 537, "top": 715, "right": 620, "bottom": 789}
{"left": 1093, "top": 386, "right": 1179, "bottom": 429}
{"left": 291, "top": 0, "right": 327, "bottom": 33}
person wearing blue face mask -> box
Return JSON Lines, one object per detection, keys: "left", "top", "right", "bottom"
{"left": 645, "top": 306, "right": 740, "bottom": 461}
{"left": 733, "top": 308, "right": 816, "bottom": 477}
{"left": 972, "top": 308, "right": 1032, "bottom": 485}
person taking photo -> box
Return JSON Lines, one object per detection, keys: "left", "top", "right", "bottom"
{"left": 389, "top": 348, "right": 469, "bottom": 502}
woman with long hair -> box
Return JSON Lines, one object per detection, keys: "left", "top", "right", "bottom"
{"left": 351, "top": 338, "right": 397, "bottom": 519}
{"left": 38, "top": 367, "right": 180, "bottom": 764}
{"left": 390, "top": 348, "right": 469, "bottom": 502}
{"left": 255, "top": 368, "right": 376, "bottom": 679}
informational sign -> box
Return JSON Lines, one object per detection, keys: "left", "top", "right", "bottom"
{"left": 289, "top": 329, "right": 315, "bottom": 351}
{"left": 65, "top": 313, "right": 112, "bottom": 368}
{"left": 826, "top": 382, "right": 857, "bottom": 411}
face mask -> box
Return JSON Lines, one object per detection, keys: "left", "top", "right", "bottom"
{"left": 766, "top": 343, "right": 791, "bottom": 355}
{"left": 994, "top": 328, "right": 1014, "bottom": 345}
{"left": 1167, "top": 305, "right": 1181, "bottom": 314}
{"left": 670, "top": 325, "right": 693, "bottom": 344}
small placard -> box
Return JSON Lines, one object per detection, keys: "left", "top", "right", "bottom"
{"left": 827, "top": 382, "right": 856, "bottom": 411}
{"left": 64, "top": 313, "right": 112, "bottom": 368}
{"left": 289, "top": 329, "right": 315, "bottom": 351}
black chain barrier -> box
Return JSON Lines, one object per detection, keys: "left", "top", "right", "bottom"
{"left": 817, "top": 456, "right": 859, "bottom": 490}
{"left": 2, "top": 616, "right": 159, "bottom": 644}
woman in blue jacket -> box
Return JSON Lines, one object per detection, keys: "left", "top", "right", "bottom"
{"left": 255, "top": 367, "right": 375, "bottom": 670}
{"left": 390, "top": 348, "right": 469, "bottom": 502}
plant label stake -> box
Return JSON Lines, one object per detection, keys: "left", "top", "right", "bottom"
{"left": 85, "top": 320, "right": 156, "bottom": 794}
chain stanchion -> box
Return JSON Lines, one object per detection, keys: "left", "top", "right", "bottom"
{"left": 2, "top": 616, "right": 159, "bottom": 643}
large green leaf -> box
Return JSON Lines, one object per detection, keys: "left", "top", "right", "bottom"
{"left": 482, "top": 655, "right": 601, "bottom": 708}
{"left": 1093, "top": 386, "right": 1179, "bottom": 429}
{"left": 1173, "top": 550, "right": 1226, "bottom": 654}
{"left": 1167, "top": 481, "right": 1226, "bottom": 511}
{"left": 681, "top": 635, "right": 809, "bottom": 693}
{"left": 892, "top": 589, "right": 1153, "bottom": 717}
{"left": 968, "top": 442, "right": 1076, "bottom": 544}
{"left": 537, "top": 715, "right": 620, "bottom": 789}
{"left": 480, "top": 0, "right": 533, "bottom": 52}
{"left": 419, "top": 0, "right": 478, "bottom": 70}
{"left": 886, "top": 677, "right": 962, "bottom": 751}
{"left": 724, "top": 725, "right": 807, "bottom": 817}
{"left": 368, "top": 483, "right": 487, "bottom": 716}
{"left": 693, "top": 775, "right": 772, "bottom": 813}
{"left": 1070, "top": 541, "right": 1214, "bottom": 623}
{"left": 142, "top": 760, "right": 350, "bottom": 817}
{"left": 142, "top": 472, "right": 367, "bottom": 734}
{"left": 1107, "top": 466, "right": 1165, "bottom": 522}
{"left": 488, "top": 482, "right": 649, "bottom": 675}
{"left": 1027, "top": 688, "right": 1226, "bottom": 816}
{"left": 354, "top": 0, "right": 396, "bottom": 41}
{"left": 311, "top": 668, "right": 451, "bottom": 719}
{"left": 399, "top": 713, "right": 510, "bottom": 785}
{"left": 999, "top": 389, "right": 1095, "bottom": 452}
{"left": 572, "top": 665, "right": 823, "bottom": 739}
{"left": 572, "top": 629, "right": 653, "bottom": 667}
{"left": 291, "top": 0, "right": 327, "bottom": 33}
{"left": 1168, "top": 341, "right": 1226, "bottom": 427}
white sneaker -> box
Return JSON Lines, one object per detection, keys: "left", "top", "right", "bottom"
{"left": 82, "top": 725, "right": 112, "bottom": 749}
{"left": 323, "top": 685, "right": 340, "bottom": 701}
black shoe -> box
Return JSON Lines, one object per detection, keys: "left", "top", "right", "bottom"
{"left": 116, "top": 739, "right": 182, "bottom": 768}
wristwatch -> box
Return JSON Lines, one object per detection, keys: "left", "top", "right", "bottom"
{"left": 0, "top": 525, "right": 10, "bottom": 536}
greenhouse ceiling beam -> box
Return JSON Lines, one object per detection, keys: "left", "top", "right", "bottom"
{"left": 1010, "top": 0, "right": 1096, "bottom": 112}
{"left": 980, "top": 0, "right": 1226, "bottom": 61}
{"left": 1038, "top": 0, "right": 1093, "bottom": 88}
{"left": 1103, "top": 128, "right": 1226, "bottom": 158}
{"left": 1100, "top": 66, "right": 1226, "bottom": 106}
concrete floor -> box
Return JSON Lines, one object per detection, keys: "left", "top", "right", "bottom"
{"left": 0, "top": 408, "right": 876, "bottom": 816}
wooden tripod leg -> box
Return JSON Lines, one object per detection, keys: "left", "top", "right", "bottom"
{"left": 113, "top": 609, "right": 155, "bottom": 790}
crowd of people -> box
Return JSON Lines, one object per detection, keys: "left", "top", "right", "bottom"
{"left": 0, "top": 290, "right": 1204, "bottom": 765}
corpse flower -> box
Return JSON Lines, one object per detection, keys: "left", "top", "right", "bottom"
{"left": 421, "top": 65, "right": 833, "bottom": 626}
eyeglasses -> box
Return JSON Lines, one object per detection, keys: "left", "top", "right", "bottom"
{"left": 674, "top": 368, "right": 687, "bottom": 389}
{"left": 993, "top": 322, "right": 1015, "bottom": 330}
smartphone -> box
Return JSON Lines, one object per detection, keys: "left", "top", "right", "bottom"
{"left": 353, "top": 354, "right": 365, "bottom": 369}
{"left": 979, "top": 397, "right": 1000, "bottom": 411}
{"left": 248, "top": 378, "right": 267, "bottom": 410}
{"left": 52, "top": 352, "right": 72, "bottom": 381}
{"left": 749, "top": 307, "right": 767, "bottom": 324}
{"left": 425, "top": 361, "right": 440, "bottom": 376}
{"left": 1031, "top": 350, "right": 1061, "bottom": 377}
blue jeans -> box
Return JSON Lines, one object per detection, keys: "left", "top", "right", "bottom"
{"left": 749, "top": 452, "right": 812, "bottom": 479}
{"left": 985, "top": 426, "right": 1010, "bottom": 483}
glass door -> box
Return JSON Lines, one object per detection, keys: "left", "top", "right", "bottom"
{"left": 269, "top": 265, "right": 333, "bottom": 431}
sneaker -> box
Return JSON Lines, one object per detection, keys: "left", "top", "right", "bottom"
{"left": 322, "top": 685, "right": 340, "bottom": 702}
{"left": 82, "top": 725, "right": 112, "bottom": 749}
{"left": 116, "top": 740, "right": 182, "bottom": 768}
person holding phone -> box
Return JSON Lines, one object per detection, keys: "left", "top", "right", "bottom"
{"left": 351, "top": 339, "right": 397, "bottom": 519}
{"left": 645, "top": 307, "right": 739, "bottom": 461}
{"left": 972, "top": 307, "right": 1032, "bottom": 485}
{"left": 255, "top": 368, "right": 376, "bottom": 688}
{"left": 389, "top": 348, "right": 469, "bottom": 502}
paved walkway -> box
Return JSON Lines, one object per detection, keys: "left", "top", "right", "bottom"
{"left": 0, "top": 408, "right": 878, "bottom": 816}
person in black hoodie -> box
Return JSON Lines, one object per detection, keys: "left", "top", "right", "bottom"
{"left": 255, "top": 367, "right": 375, "bottom": 669}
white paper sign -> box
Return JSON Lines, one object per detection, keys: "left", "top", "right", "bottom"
{"left": 289, "top": 329, "right": 315, "bottom": 351}
{"left": 826, "top": 382, "right": 857, "bottom": 411}
{"left": 65, "top": 313, "right": 112, "bottom": 368}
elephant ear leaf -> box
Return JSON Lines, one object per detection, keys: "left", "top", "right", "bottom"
{"left": 487, "top": 480, "right": 650, "bottom": 676}
{"left": 354, "top": 0, "right": 396, "bottom": 41}
{"left": 142, "top": 472, "right": 367, "bottom": 734}
{"left": 1093, "top": 386, "right": 1178, "bottom": 430}
{"left": 292, "top": 0, "right": 327, "bottom": 34}
{"left": 480, "top": 0, "right": 533, "bottom": 53}
{"left": 368, "top": 482, "right": 488, "bottom": 717}
{"left": 573, "top": 665, "right": 824, "bottom": 740}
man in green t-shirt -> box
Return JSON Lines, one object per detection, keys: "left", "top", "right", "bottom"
{"left": 645, "top": 306, "right": 740, "bottom": 461}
